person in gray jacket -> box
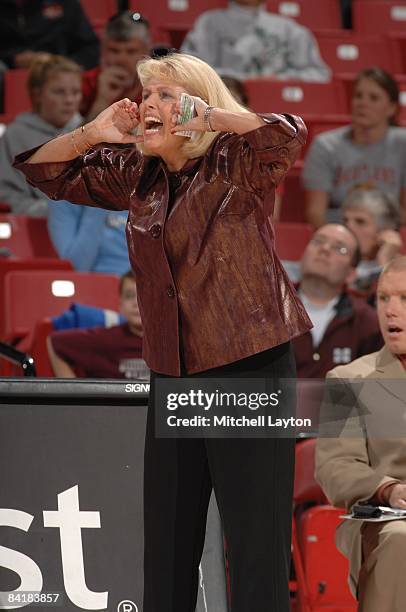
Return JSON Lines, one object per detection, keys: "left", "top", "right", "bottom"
{"left": 0, "top": 53, "right": 82, "bottom": 216}
{"left": 181, "top": 0, "right": 330, "bottom": 81}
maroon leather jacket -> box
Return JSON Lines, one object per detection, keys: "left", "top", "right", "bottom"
{"left": 14, "top": 113, "right": 312, "bottom": 375}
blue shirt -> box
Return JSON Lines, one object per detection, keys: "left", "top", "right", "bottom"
{"left": 47, "top": 200, "right": 130, "bottom": 274}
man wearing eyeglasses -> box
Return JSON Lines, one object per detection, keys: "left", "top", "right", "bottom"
{"left": 81, "top": 11, "right": 151, "bottom": 121}
{"left": 293, "top": 223, "right": 382, "bottom": 378}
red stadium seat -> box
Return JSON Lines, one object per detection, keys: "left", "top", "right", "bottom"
{"left": 290, "top": 439, "right": 356, "bottom": 612}
{"left": 80, "top": 0, "right": 117, "bottom": 31}
{"left": 244, "top": 80, "right": 347, "bottom": 116}
{"left": 3, "top": 69, "right": 31, "bottom": 118}
{"left": 304, "top": 114, "right": 351, "bottom": 151}
{"left": 274, "top": 222, "right": 312, "bottom": 261}
{"left": 266, "top": 0, "right": 342, "bottom": 30}
{"left": 316, "top": 34, "right": 403, "bottom": 76}
{"left": 128, "top": 0, "right": 228, "bottom": 47}
{"left": 0, "top": 214, "right": 59, "bottom": 259}
{"left": 280, "top": 162, "right": 306, "bottom": 223}
{"left": 296, "top": 506, "right": 357, "bottom": 611}
{"left": 353, "top": 0, "right": 406, "bottom": 35}
{"left": 0, "top": 259, "right": 73, "bottom": 340}
{"left": 23, "top": 318, "right": 55, "bottom": 377}
{"left": 1, "top": 270, "right": 120, "bottom": 346}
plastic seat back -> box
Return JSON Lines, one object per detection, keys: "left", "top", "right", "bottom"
{"left": 266, "top": 0, "right": 342, "bottom": 29}
{"left": 274, "top": 222, "right": 313, "bottom": 261}
{"left": 0, "top": 214, "right": 59, "bottom": 259}
{"left": 2, "top": 270, "right": 120, "bottom": 344}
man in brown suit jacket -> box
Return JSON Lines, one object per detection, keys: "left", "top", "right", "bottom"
{"left": 316, "top": 255, "right": 406, "bottom": 612}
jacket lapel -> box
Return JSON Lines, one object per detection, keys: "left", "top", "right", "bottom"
{"left": 373, "top": 346, "right": 406, "bottom": 404}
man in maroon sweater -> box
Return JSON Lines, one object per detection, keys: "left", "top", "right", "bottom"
{"left": 293, "top": 223, "right": 383, "bottom": 378}
{"left": 47, "top": 270, "right": 149, "bottom": 379}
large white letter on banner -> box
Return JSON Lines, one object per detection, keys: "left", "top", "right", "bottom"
{"left": 0, "top": 509, "right": 43, "bottom": 609}
{"left": 43, "top": 485, "right": 108, "bottom": 610}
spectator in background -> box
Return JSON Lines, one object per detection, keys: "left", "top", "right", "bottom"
{"left": 81, "top": 11, "right": 151, "bottom": 121}
{"left": 343, "top": 188, "right": 404, "bottom": 296}
{"left": 0, "top": 0, "right": 98, "bottom": 82}
{"left": 47, "top": 270, "right": 149, "bottom": 379}
{"left": 48, "top": 200, "right": 130, "bottom": 274}
{"left": 293, "top": 223, "right": 382, "bottom": 378}
{"left": 302, "top": 67, "right": 406, "bottom": 228}
{"left": 0, "top": 54, "right": 82, "bottom": 216}
{"left": 181, "top": 0, "right": 330, "bottom": 81}
{"left": 220, "top": 74, "right": 250, "bottom": 106}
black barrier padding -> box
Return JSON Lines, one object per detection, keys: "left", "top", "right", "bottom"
{"left": 0, "top": 382, "right": 147, "bottom": 612}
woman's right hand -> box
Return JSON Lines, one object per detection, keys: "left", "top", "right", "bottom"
{"left": 87, "top": 98, "right": 143, "bottom": 146}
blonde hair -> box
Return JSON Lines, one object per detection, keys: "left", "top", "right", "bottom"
{"left": 380, "top": 255, "right": 406, "bottom": 277}
{"left": 136, "top": 53, "right": 249, "bottom": 159}
{"left": 27, "top": 53, "right": 82, "bottom": 112}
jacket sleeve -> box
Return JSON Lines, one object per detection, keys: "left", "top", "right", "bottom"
{"left": 217, "top": 113, "right": 307, "bottom": 194}
{"left": 315, "top": 370, "right": 389, "bottom": 510}
{"left": 13, "top": 143, "right": 144, "bottom": 212}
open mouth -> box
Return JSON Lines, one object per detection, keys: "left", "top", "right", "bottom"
{"left": 387, "top": 324, "right": 403, "bottom": 337}
{"left": 144, "top": 115, "right": 164, "bottom": 134}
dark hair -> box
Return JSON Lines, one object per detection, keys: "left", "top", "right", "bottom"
{"left": 119, "top": 270, "right": 136, "bottom": 294}
{"left": 220, "top": 75, "right": 250, "bottom": 106}
{"left": 353, "top": 67, "right": 399, "bottom": 125}
{"left": 105, "top": 11, "right": 150, "bottom": 43}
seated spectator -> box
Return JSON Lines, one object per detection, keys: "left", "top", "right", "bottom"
{"left": 0, "top": 0, "right": 99, "bottom": 71}
{"left": 181, "top": 0, "right": 330, "bottom": 81}
{"left": 0, "top": 54, "right": 82, "bottom": 216}
{"left": 81, "top": 11, "right": 151, "bottom": 120}
{"left": 47, "top": 270, "right": 148, "bottom": 379}
{"left": 0, "top": 0, "right": 99, "bottom": 110}
{"left": 293, "top": 223, "right": 382, "bottom": 378}
{"left": 315, "top": 256, "right": 406, "bottom": 610}
{"left": 302, "top": 67, "right": 406, "bottom": 228}
{"left": 343, "top": 188, "right": 404, "bottom": 295}
{"left": 48, "top": 200, "right": 130, "bottom": 274}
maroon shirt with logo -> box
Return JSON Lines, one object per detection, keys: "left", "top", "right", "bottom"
{"left": 50, "top": 323, "right": 149, "bottom": 379}
{"left": 293, "top": 289, "right": 383, "bottom": 379}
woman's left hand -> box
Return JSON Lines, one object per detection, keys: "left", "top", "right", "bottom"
{"left": 170, "top": 95, "right": 211, "bottom": 134}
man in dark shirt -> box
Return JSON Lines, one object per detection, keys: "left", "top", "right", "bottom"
{"left": 0, "top": 0, "right": 99, "bottom": 70}
{"left": 47, "top": 270, "right": 148, "bottom": 379}
{"left": 293, "top": 224, "right": 383, "bottom": 378}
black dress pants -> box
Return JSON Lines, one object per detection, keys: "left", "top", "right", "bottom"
{"left": 143, "top": 342, "right": 296, "bottom": 612}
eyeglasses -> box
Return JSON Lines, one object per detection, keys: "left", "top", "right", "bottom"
{"left": 309, "top": 235, "right": 350, "bottom": 256}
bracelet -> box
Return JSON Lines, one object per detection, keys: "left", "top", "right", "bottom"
{"left": 203, "top": 106, "right": 215, "bottom": 132}
{"left": 71, "top": 125, "right": 92, "bottom": 156}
